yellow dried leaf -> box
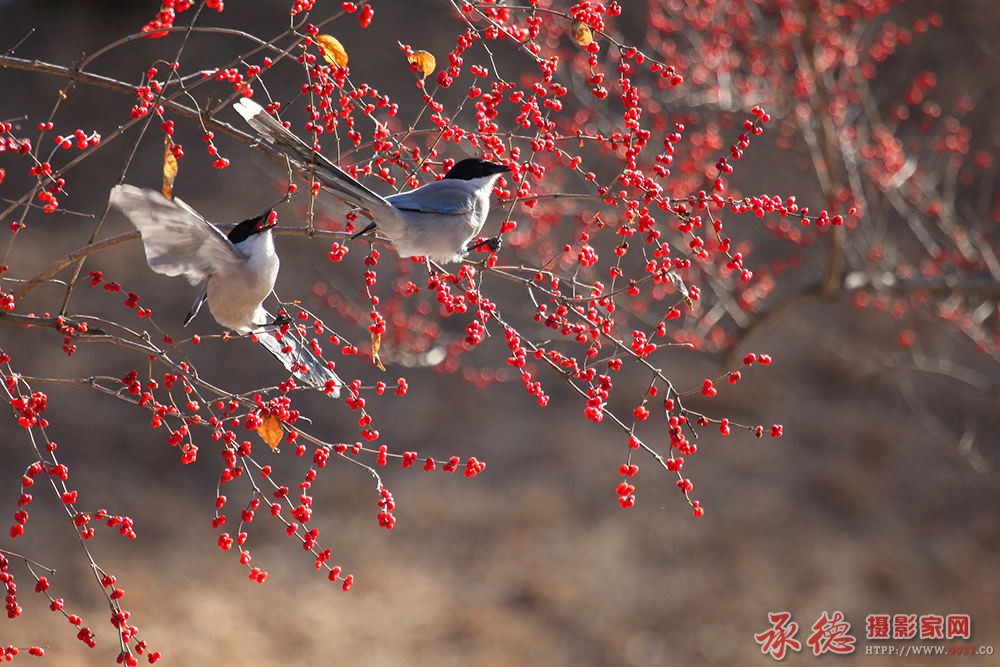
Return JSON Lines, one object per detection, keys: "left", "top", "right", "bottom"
{"left": 407, "top": 50, "right": 437, "bottom": 79}
{"left": 571, "top": 19, "right": 594, "bottom": 47}
{"left": 371, "top": 331, "right": 385, "bottom": 372}
{"left": 316, "top": 34, "right": 349, "bottom": 67}
{"left": 162, "top": 135, "right": 178, "bottom": 200}
{"left": 256, "top": 414, "right": 284, "bottom": 451}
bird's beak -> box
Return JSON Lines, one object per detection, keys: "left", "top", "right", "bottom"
{"left": 256, "top": 210, "right": 277, "bottom": 232}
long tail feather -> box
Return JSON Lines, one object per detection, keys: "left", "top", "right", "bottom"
{"left": 234, "top": 98, "right": 389, "bottom": 213}
{"left": 255, "top": 327, "right": 342, "bottom": 398}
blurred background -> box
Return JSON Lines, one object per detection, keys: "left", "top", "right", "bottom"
{"left": 0, "top": 1, "right": 997, "bottom": 665}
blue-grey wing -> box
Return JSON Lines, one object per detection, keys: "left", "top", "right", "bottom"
{"left": 385, "top": 181, "right": 475, "bottom": 215}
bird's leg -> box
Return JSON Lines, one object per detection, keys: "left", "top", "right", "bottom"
{"left": 350, "top": 221, "right": 377, "bottom": 241}
{"left": 465, "top": 236, "right": 502, "bottom": 255}
{"left": 267, "top": 312, "right": 292, "bottom": 328}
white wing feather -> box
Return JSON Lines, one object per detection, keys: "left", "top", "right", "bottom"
{"left": 109, "top": 184, "right": 244, "bottom": 285}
